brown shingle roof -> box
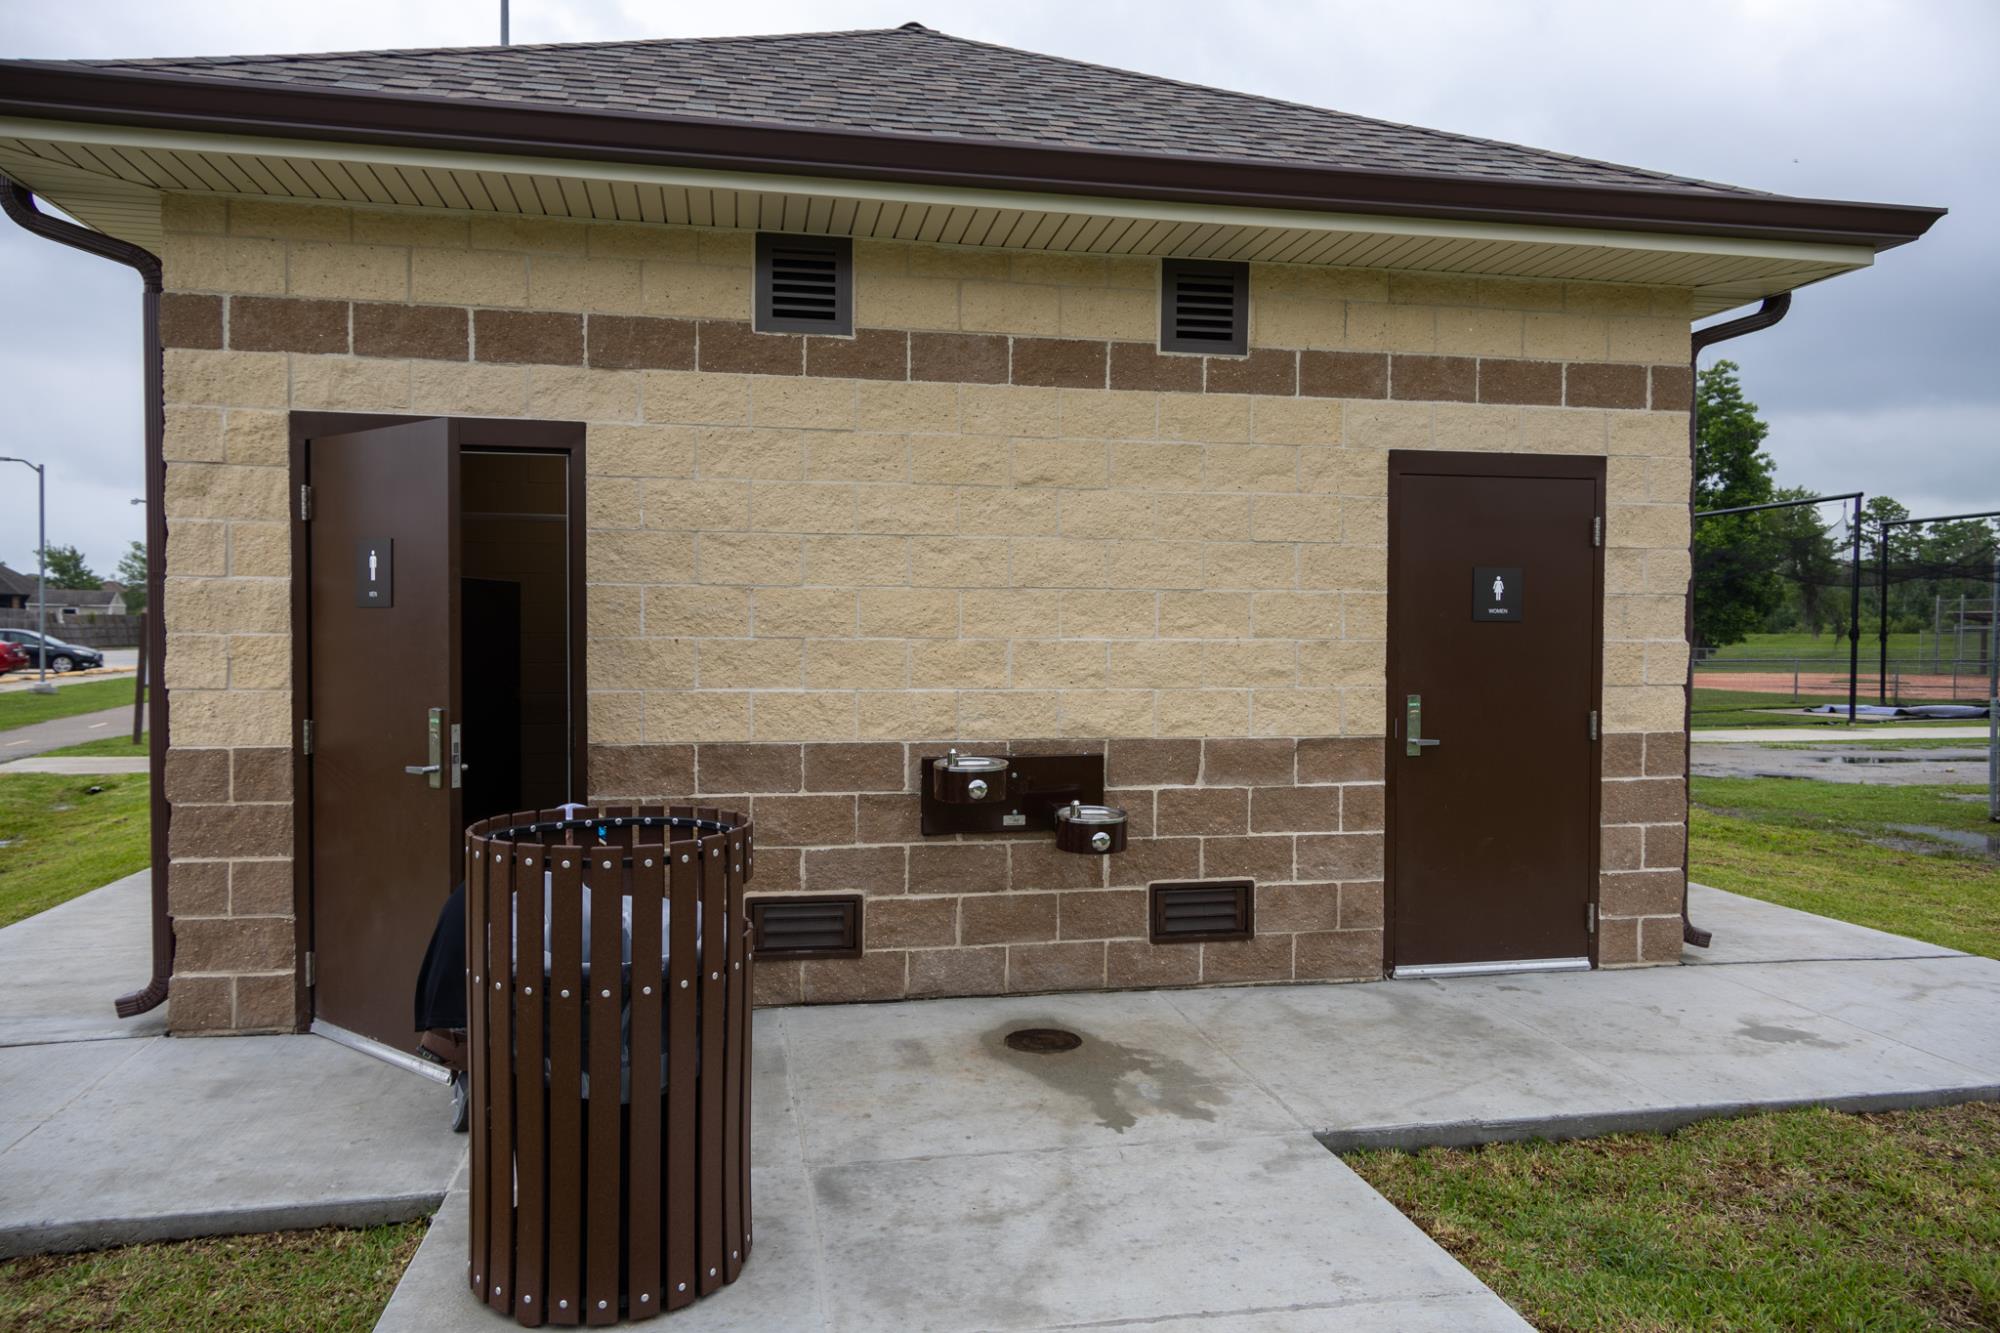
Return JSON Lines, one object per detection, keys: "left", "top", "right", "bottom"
{"left": 72, "top": 25, "right": 1755, "bottom": 198}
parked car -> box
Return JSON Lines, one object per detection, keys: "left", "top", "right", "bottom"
{"left": 0, "top": 629, "right": 104, "bottom": 673}
{"left": 0, "top": 640, "right": 27, "bottom": 675}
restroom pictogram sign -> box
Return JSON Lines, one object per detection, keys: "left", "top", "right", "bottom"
{"left": 355, "top": 537, "right": 394, "bottom": 608}
{"left": 1472, "top": 566, "right": 1521, "bottom": 621}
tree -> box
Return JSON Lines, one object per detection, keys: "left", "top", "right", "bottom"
{"left": 115, "top": 540, "right": 147, "bottom": 614}
{"left": 1691, "top": 361, "right": 1783, "bottom": 652}
{"left": 36, "top": 544, "right": 99, "bottom": 590}
{"left": 1766, "top": 487, "right": 1839, "bottom": 639}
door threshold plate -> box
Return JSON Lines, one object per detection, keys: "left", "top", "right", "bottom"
{"left": 313, "top": 1019, "right": 453, "bottom": 1084}
{"left": 1393, "top": 956, "right": 1591, "bottom": 980}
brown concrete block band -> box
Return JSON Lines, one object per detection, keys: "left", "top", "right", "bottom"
{"left": 159, "top": 295, "right": 1693, "bottom": 415}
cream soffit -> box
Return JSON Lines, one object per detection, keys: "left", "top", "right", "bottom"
{"left": 0, "top": 115, "right": 1871, "bottom": 317}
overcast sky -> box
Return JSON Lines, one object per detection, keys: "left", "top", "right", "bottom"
{"left": 1, "top": 0, "right": 1993, "bottom": 578}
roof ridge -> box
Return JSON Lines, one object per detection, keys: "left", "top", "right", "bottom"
{"left": 908, "top": 25, "right": 1750, "bottom": 196}
{"left": 79, "top": 24, "right": 913, "bottom": 71}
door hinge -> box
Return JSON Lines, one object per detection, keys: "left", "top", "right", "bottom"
{"left": 298, "top": 483, "right": 314, "bottom": 521}
{"left": 304, "top": 951, "right": 316, "bottom": 988}
{"left": 1592, "top": 515, "right": 1602, "bottom": 547}
{"left": 1587, "top": 904, "right": 1597, "bottom": 933}
{"left": 1588, "top": 710, "right": 1600, "bottom": 741}
{"left": 302, "top": 718, "right": 315, "bottom": 756}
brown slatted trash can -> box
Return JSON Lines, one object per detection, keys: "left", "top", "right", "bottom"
{"left": 464, "top": 805, "right": 755, "bottom": 1325}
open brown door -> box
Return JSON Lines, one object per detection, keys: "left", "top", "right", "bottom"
{"left": 1386, "top": 451, "right": 1603, "bottom": 976}
{"left": 306, "top": 418, "right": 460, "bottom": 1050}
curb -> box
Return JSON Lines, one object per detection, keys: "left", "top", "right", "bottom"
{"left": 0, "top": 1191, "right": 444, "bottom": 1259}
{"left": 1317, "top": 1084, "right": 2000, "bottom": 1154}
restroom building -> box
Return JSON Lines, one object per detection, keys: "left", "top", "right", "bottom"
{"left": 0, "top": 25, "right": 1940, "bottom": 1049}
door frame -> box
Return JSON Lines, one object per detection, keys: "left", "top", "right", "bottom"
{"left": 286, "top": 412, "right": 589, "bottom": 1031}
{"left": 1381, "top": 448, "right": 1606, "bottom": 975}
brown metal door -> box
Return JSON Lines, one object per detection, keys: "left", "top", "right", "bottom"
{"left": 1387, "top": 451, "right": 1603, "bottom": 971}
{"left": 307, "top": 418, "right": 459, "bottom": 1048}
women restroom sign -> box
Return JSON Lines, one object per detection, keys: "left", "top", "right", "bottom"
{"left": 355, "top": 538, "right": 393, "bottom": 608}
{"left": 1472, "top": 566, "right": 1521, "bottom": 621}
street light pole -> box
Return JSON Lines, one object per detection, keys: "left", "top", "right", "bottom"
{"left": 0, "top": 455, "right": 54, "bottom": 694}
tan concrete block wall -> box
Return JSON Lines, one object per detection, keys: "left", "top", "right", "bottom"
{"left": 155, "top": 196, "right": 1696, "bottom": 1028}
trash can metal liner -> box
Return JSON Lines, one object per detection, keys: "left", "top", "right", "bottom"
{"left": 464, "top": 806, "right": 754, "bottom": 1325}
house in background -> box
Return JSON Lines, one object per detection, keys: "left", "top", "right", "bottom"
{"left": 0, "top": 25, "right": 1940, "bottom": 1049}
{"left": 26, "top": 583, "right": 128, "bottom": 619}
{"left": 0, "top": 563, "right": 32, "bottom": 610}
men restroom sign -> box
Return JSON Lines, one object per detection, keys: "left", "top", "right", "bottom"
{"left": 355, "top": 537, "right": 393, "bottom": 608}
{"left": 1472, "top": 566, "right": 1521, "bottom": 621}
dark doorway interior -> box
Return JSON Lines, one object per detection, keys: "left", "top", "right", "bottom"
{"left": 460, "top": 449, "right": 571, "bottom": 822}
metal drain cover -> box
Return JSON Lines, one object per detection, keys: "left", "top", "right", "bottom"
{"left": 1005, "top": 1027, "right": 1082, "bottom": 1054}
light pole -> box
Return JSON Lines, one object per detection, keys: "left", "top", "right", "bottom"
{"left": 0, "top": 455, "right": 54, "bottom": 694}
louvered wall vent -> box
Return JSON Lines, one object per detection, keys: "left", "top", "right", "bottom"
{"left": 1150, "top": 880, "right": 1255, "bottom": 943}
{"left": 749, "top": 895, "right": 862, "bottom": 959}
{"left": 755, "top": 233, "right": 853, "bottom": 335}
{"left": 1160, "top": 259, "right": 1248, "bottom": 356}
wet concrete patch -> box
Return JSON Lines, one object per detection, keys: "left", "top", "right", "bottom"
{"left": 1735, "top": 1022, "right": 1841, "bottom": 1048}
{"left": 981, "top": 1020, "right": 1223, "bottom": 1132}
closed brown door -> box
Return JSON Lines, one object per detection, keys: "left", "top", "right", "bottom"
{"left": 307, "top": 418, "right": 460, "bottom": 1048}
{"left": 1386, "top": 451, "right": 1603, "bottom": 972}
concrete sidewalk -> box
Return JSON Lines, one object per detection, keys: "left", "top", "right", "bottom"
{"left": 0, "top": 704, "right": 145, "bottom": 761}
{"left": 379, "top": 886, "right": 1999, "bottom": 1331}
{"left": 0, "top": 873, "right": 465, "bottom": 1258}
{"left": 0, "top": 755, "right": 150, "bottom": 775}
{"left": 0, "top": 870, "right": 163, "bottom": 1047}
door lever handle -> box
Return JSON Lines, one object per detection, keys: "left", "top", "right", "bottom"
{"left": 1405, "top": 694, "right": 1443, "bottom": 757}
{"left": 409, "top": 706, "right": 446, "bottom": 788}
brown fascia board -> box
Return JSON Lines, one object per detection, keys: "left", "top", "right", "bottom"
{"left": 0, "top": 60, "right": 1946, "bottom": 250}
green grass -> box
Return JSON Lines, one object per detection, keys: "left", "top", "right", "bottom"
{"left": 1704, "top": 630, "right": 1933, "bottom": 664}
{"left": 0, "top": 679, "right": 144, "bottom": 733}
{"left": 40, "top": 731, "right": 150, "bottom": 759}
{"left": 1689, "top": 778, "right": 2000, "bottom": 958}
{"left": 0, "top": 1220, "right": 427, "bottom": 1332}
{"left": 0, "top": 773, "right": 151, "bottom": 928}
{"left": 1346, "top": 1102, "right": 2000, "bottom": 1332}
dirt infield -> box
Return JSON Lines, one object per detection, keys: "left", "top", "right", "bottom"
{"left": 1698, "top": 668, "right": 1990, "bottom": 701}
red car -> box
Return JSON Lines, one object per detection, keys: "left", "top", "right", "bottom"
{"left": 0, "top": 640, "right": 29, "bottom": 674}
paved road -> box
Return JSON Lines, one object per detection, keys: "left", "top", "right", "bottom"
{"left": 0, "top": 705, "right": 145, "bottom": 762}
{"left": 1694, "top": 743, "right": 1994, "bottom": 785}
{"left": 0, "top": 647, "right": 140, "bottom": 695}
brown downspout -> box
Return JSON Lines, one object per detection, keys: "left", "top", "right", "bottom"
{"left": 1681, "top": 291, "right": 1792, "bottom": 947}
{"left": 0, "top": 175, "right": 171, "bottom": 1014}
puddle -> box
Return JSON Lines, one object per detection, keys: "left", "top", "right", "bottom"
{"left": 1883, "top": 823, "right": 2000, "bottom": 859}
{"left": 1821, "top": 755, "right": 1924, "bottom": 765}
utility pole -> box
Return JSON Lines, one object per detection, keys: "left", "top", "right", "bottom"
{"left": 0, "top": 455, "right": 54, "bottom": 694}
{"left": 501, "top": 0, "right": 510, "bottom": 45}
